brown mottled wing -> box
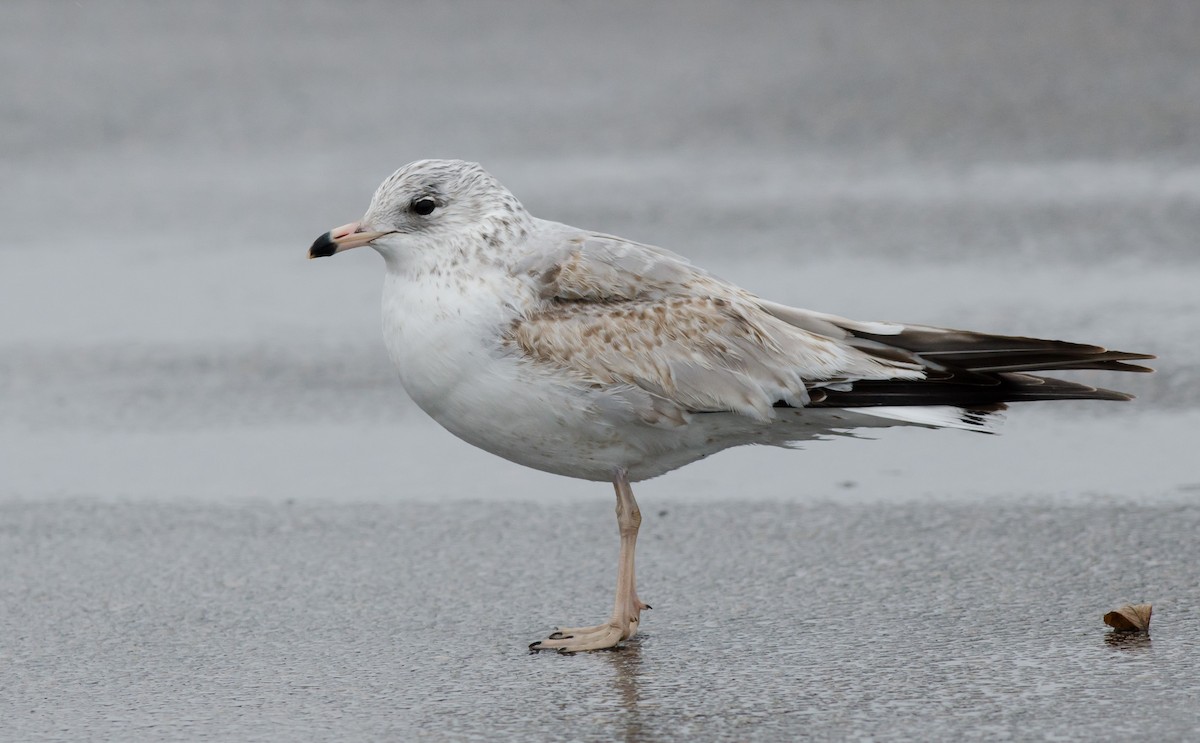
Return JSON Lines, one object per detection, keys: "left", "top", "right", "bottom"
{"left": 510, "top": 230, "right": 1154, "bottom": 421}
{"left": 516, "top": 231, "right": 706, "bottom": 302}
{"left": 509, "top": 232, "right": 926, "bottom": 422}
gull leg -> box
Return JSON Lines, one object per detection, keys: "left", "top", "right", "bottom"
{"left": 530, "top": 469, "right": 650, "bottom": 653}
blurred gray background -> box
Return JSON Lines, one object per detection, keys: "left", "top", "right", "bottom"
{"left": 3, "top": 2, "right": 1199, "bottom": 740}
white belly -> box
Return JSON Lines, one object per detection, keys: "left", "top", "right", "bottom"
{"left": 381, "top": 271, "right": 655, "bottom": 481}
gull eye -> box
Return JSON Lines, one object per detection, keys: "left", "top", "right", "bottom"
{"left": 411, "top": 197, "right": 437, "bottom": 216}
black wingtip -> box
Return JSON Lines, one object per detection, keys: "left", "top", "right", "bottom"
{"left": 308, "top": 231, "right": 336, "bottom": 259}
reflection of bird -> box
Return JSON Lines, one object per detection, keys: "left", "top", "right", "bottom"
{"left": 309, "top": 159, "right": 1153, "bottom": 652}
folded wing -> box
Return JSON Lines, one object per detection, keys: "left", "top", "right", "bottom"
{"left": 509, "top": 228, "right": 1154, "bottom": 427}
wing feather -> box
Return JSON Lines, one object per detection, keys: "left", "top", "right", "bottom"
{"left": 509, "top": 230, "right": 924, "bottom": 423}
{"left": 508, "top": 226, "right": 1152, "bottom": 428}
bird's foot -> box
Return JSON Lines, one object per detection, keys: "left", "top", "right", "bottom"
{"left": 529, "top": 599, "right": 649, "bottom": 654}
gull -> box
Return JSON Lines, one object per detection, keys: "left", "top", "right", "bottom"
{"left": 308, "top": 159, "right": 1153, "bottom": 653}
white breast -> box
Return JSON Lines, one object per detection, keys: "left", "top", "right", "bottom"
{"left": 381, "top": 268, "right": 645, "bottom": 481}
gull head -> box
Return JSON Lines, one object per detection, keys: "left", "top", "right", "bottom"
{"left": 308, "top": 159, "right": 528, "bottom": 260}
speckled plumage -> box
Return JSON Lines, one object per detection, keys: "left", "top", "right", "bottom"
{"left": 310, "top": 159, "right": 1151, "bottom": 651}
{"left": 321, "top": 159, "right": 1147, "bottom": 482}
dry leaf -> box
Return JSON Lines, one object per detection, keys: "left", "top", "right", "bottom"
{"left": 1103, "top": 603, "right": 1152, "bottom": 633}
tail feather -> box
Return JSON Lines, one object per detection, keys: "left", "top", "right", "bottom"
{"left": 766, "top": 308, "right": 1155, "bottom": 412}
{"left": 807, "top": 373, "right": 1132, "bottom": 410}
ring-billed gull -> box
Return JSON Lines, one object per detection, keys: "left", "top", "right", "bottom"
{"left": 308, "top": 159, "right": 1153, "bottom": 653}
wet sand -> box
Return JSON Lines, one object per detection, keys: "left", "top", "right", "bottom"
{"left": 4, "top": 498, "right": 1199, "bottom": 741}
